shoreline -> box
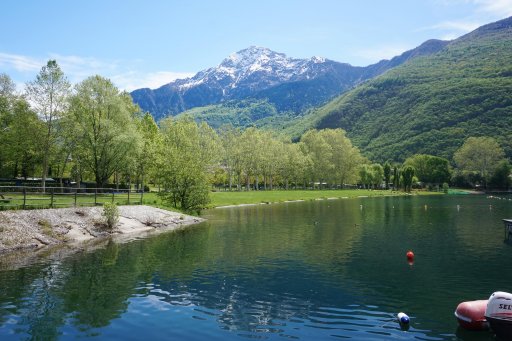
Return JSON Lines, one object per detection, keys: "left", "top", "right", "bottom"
{"left": 213, "top": 192, "right": 426, "bottom": 209}
{"left": 0, "top": 205, "right": 204, "bottom": 255}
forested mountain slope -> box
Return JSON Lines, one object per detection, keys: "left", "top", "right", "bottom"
{"left": 307, "top": 17, "right": 512, "bottom": 162}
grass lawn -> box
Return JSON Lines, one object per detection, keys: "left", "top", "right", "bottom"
{"left": 207, "top": 189, "right": 440, "bottom": 208}
{"left": 1, "top": 189, "right": 442, "bottom": 212}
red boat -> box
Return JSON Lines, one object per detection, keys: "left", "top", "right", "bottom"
{"left": 454, "top": 299, "right": 489, "bottom": 330}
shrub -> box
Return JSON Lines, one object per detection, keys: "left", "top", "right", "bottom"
{"left": 102, "top": 202, "right": 119, "bottom": 230}
{"left": 442, "top": 182, "right": 449, "bottom": 193}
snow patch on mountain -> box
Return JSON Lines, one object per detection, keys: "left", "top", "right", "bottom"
{"left": 176, "top": 46, "right": 328, "bottom": 92}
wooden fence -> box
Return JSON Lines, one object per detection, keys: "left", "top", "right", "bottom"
{"left": 0, "top": 186, "right": 144, "bottom": 210}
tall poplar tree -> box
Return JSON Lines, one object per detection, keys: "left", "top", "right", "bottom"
{"left": 25, "top": 60, "right": 70, "bottom": 191}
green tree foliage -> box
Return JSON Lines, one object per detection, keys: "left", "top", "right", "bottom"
{"left": 25, "top": 60, "right": 70, "bottom": 191}
{"left": 301, "top": 129, "right": 363, "bottom": 188}
{"left": 453, "top": 137, "right": 505, "bottom": 187}
{"left": 392, "top": 166, "right": 400, "bottom": 190}
{"left": 401, "top": 165, "right": 415, "bottom": 192}
{"left": 488, "top": 160, "right": 511, "bottom": 190}
{"left": 135, "top": 112, "right": 161, "bottom": 191}
{"left": 279, "top": 142, "right": 311, "bottom": 189}
{"left": 383, "top": 162, "right": 391, "bottom": 189}
{"left": 404, "top": 154, "right": 452, "bottom": 185}
{"left": 218, "top": 125, "right": 242, "bottom": 190}
{"left": 69, "top": 76, "right": 140, "bottom": 187}
{"left": 0, "top": 74, "right": 43, "bottom": 179}
{"left": 0, "top": 73, "right": 16, "bottom": 98}
{"left": 358, "top": 164, "right": 373, "bottom": 189}
{"left": 371, "top": 163, "right": 384, "bottom": 188}
{"left": 156, "top": 119, "right": 219, "bottom": 211}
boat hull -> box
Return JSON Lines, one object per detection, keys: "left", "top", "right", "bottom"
{"left": 487, "top": 317, "right": 512, "bottom": 340}
{"left": 454, "top": 300, "right": 488, "bottom": 330}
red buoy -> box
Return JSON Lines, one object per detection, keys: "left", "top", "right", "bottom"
{"left": 406, "top": 251, "right": 414, "bottom": 260}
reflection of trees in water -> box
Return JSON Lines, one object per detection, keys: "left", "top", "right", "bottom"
{"left": 0, "top": 200, "right": 375, "bottom": 338}
{"left": 17, "top": 262, "right": 66, "bottom": 340}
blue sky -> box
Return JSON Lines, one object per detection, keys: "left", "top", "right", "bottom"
{"left": 2, "top": 0, "right": 512, "bottom": 91}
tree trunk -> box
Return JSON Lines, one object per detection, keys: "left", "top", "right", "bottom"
{"left": 41, "top": 155, "right": 48, "bottom": 193}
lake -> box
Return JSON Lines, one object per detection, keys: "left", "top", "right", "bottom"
{"left": 1, "top": 195, "right": 511, "bottom": 340}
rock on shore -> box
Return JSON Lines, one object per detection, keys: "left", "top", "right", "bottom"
{"left": 0, "top": 205, "right": 204, "bottom": 254}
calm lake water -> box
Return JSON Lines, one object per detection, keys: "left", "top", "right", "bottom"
{"left": 1, "top": 195, "right": 512, "bottom": 340}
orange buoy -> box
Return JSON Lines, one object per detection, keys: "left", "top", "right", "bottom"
{"left": 406, "top": 251, "right": 414, "bottom": 260}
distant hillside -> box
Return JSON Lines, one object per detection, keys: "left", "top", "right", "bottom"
{"left": 132, "top": 43, "right": 447, "bottom": 123}
{"left": 304, "top": 16, "right": 512, "bottom": 162}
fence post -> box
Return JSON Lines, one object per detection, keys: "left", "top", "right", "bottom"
{"left": 127, "top": 189, "right": 130, "bottom": 204}
{"left": 112, "top": 190, "right": 115, "bottom": 203}
{"left": 74, "top": 190, "right": 77, "bottom": 207}
{"left": 95, "top": 189, "right": 97, "bottom": 206}
{"left": 50, "top": 188, "right": 54, "bottom": 208}
{"left": 23, "top": 188, "right": 26, "bottom": 209}
{"left": 140, "top": 189, "right": 143, "bottom": 205}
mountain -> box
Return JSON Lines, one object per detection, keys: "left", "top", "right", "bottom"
{"left": 131, "top": 43, "right": 447, "bottom": 122}
{"left": 294, "top": 16, "right": 512, "bottom": 162}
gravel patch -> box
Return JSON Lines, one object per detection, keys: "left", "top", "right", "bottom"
{"left": 0, "top": 205, "right": 204, "bottom": 254}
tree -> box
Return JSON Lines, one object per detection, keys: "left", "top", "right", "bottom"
{"left": 392, "top": 166, "right": 400, "bottom": 190}
{"left": 301, "top": 130, "right": 333, "bottom": 188}
{"left": 1, "top": 96, "right": 42, "bottom": 178}
{"left": 383, "top": 162, "right": 391, "bottom": 189}
{"left": 319, "top": 128, "right": 364, "bottom": 187}
{"left": 404, "top": 154, "right": 451, "bottom": 186}
{"left": 0, "top": 73, "right": 16, "bottom": 98}
{"left": 1, "top": 74, "right": 42, "bottom": 178}
{"left": 401, "top": 165, "right": 415, "bottom": 192}
{"left": 156, "top": 118, "right": 218, "bottom": 210}
{"left": 25, "top": 60, "right": 70, "bottom": 191}
{"left": 453, "top": 137, "right": 505, "bottom": 188}
{"left": 135, "top": 112, "right": 161, "bottom": 191}
{"left": 358, "top": 164, "right": 373, "bottom": 189}
{"left": 218, "top": 125, "right": 241, "bottom": 191}
{"left": 371, "top": 163, "right": 384, "bottom": 188}
{"left": 69, "top": 76, "right": 140, "bottom": 188}
{"left": 280, "top": 142, "right": 310, "bottom": 189}
{"left": 488, "top": 160, "right": 511, "bottom": 190}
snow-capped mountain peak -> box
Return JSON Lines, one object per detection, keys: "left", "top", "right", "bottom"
{"left": 176, "top": 46, "right": 328, "bottom": 92}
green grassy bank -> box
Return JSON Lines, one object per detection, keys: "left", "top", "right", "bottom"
{"left": 0, "top": 189, "right": 442, "bottom": 212}
{"left": 208, "top": 189, "right": 441, "bottom": 207}
{"left": 142, "top": 189, "right": 441, "bottom": 211}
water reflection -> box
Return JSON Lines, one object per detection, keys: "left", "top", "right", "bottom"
{"left": 0, "top": 196, "right": 511, "bottom": 340}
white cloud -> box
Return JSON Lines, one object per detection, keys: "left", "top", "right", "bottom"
{"left": 422, "top": 0, "right": 512, "bottom": 40}
{"left": 111, "top": 71, "right": 194, "bottom": 91}
{"left": 0, "top": 52, "right": 42, "bottom": 72}
{"left": 420, "top": 19, "right": 482, "bottom": 39}
{"left": 0, "top": 51, "right": 193, "bottom": 92}
{"left": 428, "top": 20, "right": 482, "bottom": 32}
{"left": 354, "top": 45, "right": 411, "bottom": 63}
{"left": 473, "top": 0, "right": 512, "bottom": 16}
